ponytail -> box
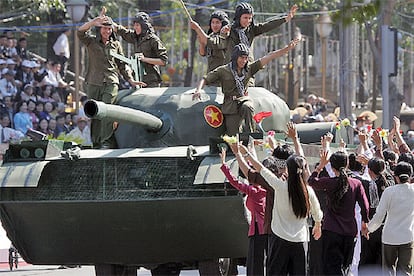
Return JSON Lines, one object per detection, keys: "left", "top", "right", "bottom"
{"left": 329, "top": 151, "right": 350, "bottom": 212}
{"left": 331, "top": 167, "right": 349, "bottom": 212}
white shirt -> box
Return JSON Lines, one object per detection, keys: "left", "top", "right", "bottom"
{"left": 260, "top": 167, "right": 323, "bottom": 242}
{"left": 53, "top": 33, "right": 70, "bottom": 59}
{"left": 0, "top": 78, "right": 18, "bottom": 98}
{"left": 42, "top": 70, "right": 62, "bottom": 88}
{"left": 368, "top": 183, "right": 414, "bottom": 245}
{"left": 68, "top": 126, "right": 92, "bottom": 146}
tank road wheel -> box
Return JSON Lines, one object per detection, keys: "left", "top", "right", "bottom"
{"left": 221, "top": 258, "right": 239, "bottom": 276}
{"left": 94, "top": 264, "right": 138, "bottom": 276}
{"left": 218, "top": 258, "right": 230, "bottom": 276}
{"left": 198, "top": 258, "right": 235, "bottom": 276}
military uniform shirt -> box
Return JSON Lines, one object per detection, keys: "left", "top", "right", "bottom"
{"left": 77, "top": 29, "right": 133, "bottom": 86}
{"left": 204, "top": 60, "right": 262, "bottom": 114}
{"left": 117, "top": 25, "right": 168, "bottom": 86}
{"left": 225, "top": 18, "right": 286, "bottom": 63}
{"left": 205, "top": 33, "right": 228, "bottom": 72}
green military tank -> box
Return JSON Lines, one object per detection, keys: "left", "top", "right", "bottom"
{"left": 0, "top": 86, "right": 292, "bottom": 275}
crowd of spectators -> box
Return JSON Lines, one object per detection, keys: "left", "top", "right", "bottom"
{"left": 221, "top": 116, "right": 414, "bottom": 275}
{"left": 0, "top": 32, "right": 91, "bottom": 147}
{"left": 291, "top": 93, "right": 414, "bottom": 151}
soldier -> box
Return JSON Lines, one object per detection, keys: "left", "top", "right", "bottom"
{"left": 78, "top": 13, "right": 145, "bottom": 149}
{"left": 224, "top": 2, "right": 297, "bottom": 63}
{"left": 193, "top": 39, "right": 299, "bottom": 136}
{"left": 114, "top": 12, "right": 168, "bottom": 87}
{"left": 190, "top": 10, "right": 230, "bottom": 72}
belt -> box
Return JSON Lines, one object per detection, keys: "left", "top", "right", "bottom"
{"left": 224, "top": 95, "right": 239, "bottom": 101}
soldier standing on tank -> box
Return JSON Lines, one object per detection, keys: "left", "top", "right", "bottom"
{"left": 223, "top": 2, "right": 297, "bottom": 63}
{"left": 193, "top": 39, "right": 299, "bottom": 136}
{"left": 114, "top": 12, "right": 168, "bottom": 87}
{"left": 190, "top": 11, "right": 230, "bottom": 73}
{"left": 78, "top": 13, "right": 145, "bottom": 149}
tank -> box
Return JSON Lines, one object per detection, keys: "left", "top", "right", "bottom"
{"left": 0, "top": 86, "right": 291, "bottom": 275}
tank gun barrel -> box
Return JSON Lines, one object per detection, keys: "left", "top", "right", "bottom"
{"left": 84, "top": 100, "right": 163, "bottom": 132}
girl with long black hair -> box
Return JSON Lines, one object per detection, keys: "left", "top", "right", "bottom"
{"left": 309, "top": 150, "right": 370, "bottom": 275}
{"left": 239, "top": 144, "right": 322, "bottom": 275}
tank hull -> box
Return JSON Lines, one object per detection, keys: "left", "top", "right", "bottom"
{"left": 0, "top": 197, "right": 247, "bottom": 266}
{"left": 0, "top": 147, "right": 248, "bottom": 267}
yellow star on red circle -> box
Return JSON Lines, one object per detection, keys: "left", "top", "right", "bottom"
{"left": 203, "top": 105, "right": 223, "bottom": 128}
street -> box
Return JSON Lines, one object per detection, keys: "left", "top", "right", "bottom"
{"left": 0, "top": 263, "right": 247, "bottom": 275}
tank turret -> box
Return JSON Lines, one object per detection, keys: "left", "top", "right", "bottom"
{"left": 85, "top": 86, "right": 290, "bottom": 148}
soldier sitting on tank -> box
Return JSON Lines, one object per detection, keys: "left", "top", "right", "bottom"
{"left": 77, "top": 11, "right": 145, "bottom": 149}
{"left": 222, "top": 2, "right": 297, "bottom": 63}
{"left": 193, "top": 40, "right": 299, "bottom": 136}
{"left": 114, "top": 12, "right": 168, "bottom": 87}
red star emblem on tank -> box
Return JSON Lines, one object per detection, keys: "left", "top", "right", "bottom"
{"left": 204, "top": 105, "right": 223, "bottom": 128}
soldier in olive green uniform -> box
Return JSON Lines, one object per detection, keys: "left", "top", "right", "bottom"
{"left": 194, "top": 40, "right": 299, "bottom": 136}
{"left": 114, "top": 12, "right": 168, "bottom": 87}
{"left": 223, "top": 2, "right": 298, "bottom": 63}
{"left": 78, "top": 15, "right": 144, "bottom": 148}
{"left": 190, "top": 11, "right": 230, "bottom": 73}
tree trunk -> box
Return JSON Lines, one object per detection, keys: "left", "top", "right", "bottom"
{"left": 184, "top": 1, "right": 205, "bottom": 87}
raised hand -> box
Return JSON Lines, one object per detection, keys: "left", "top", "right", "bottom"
{"left": 286, "top": 4, "right": 298, "bottom": 22}
{"left": 100, "top": 6, "right": 107, "bottom": 17}
{"left": 339, "top": 138, "right": 346, "bottom": 152}
{"left": 189, "top": 20, "right": 200, "bottom": 31}
{"left": 325, "top": 132, "right": 333, "bottom": 143}
{"left": 371, "top": 129, "right": 382, "bottom": 148}
{"left": 219, "top": 147, "right": 226, "bottom": 164}
{"left": 358, "top": 130, "right": 368, "bottom": 145}
{"left": 356, "top": 154, "right": 369, "bottom": 166}
{"left": 220, "top": 25, "right": 231, "bottom": 37}
{"left": 288, "top": 37, "right": 300, "bottom": 49}
{"left": 319, "top": 149, "right": 330, "bottom": 168}
{"left": 393, "top": 116, "right": 401, "bottom": 132}
{"left": 321, "top": 132, "right": 333, "bottom": 151}
{"left": 285, "top": 121, "right": 298, "bottom": 140}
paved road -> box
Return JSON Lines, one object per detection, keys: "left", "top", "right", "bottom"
{"left": 0, "top": 264, "right": 247, "bottom": 275}
{"left": 0, "top": 265, "right": 155, "bottom": 275}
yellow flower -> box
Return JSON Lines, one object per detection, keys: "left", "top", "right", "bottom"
{"left": 379, "top": 129, "right": 388, "bottom": 138}
{"left": 341, "top": 118, "right": 351, "bottom": 127}
{"left": 222, "top": 134, "right": 237, "bottom": 144}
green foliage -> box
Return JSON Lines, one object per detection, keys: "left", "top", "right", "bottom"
{"left": 47, "top": 132, "right": 85, "bottom": 145}
{"left": 0, "top": 0, "right": 65, "bottom": 25}
{"left": 330, "top": 0, "right": 381, "bottom": 26}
